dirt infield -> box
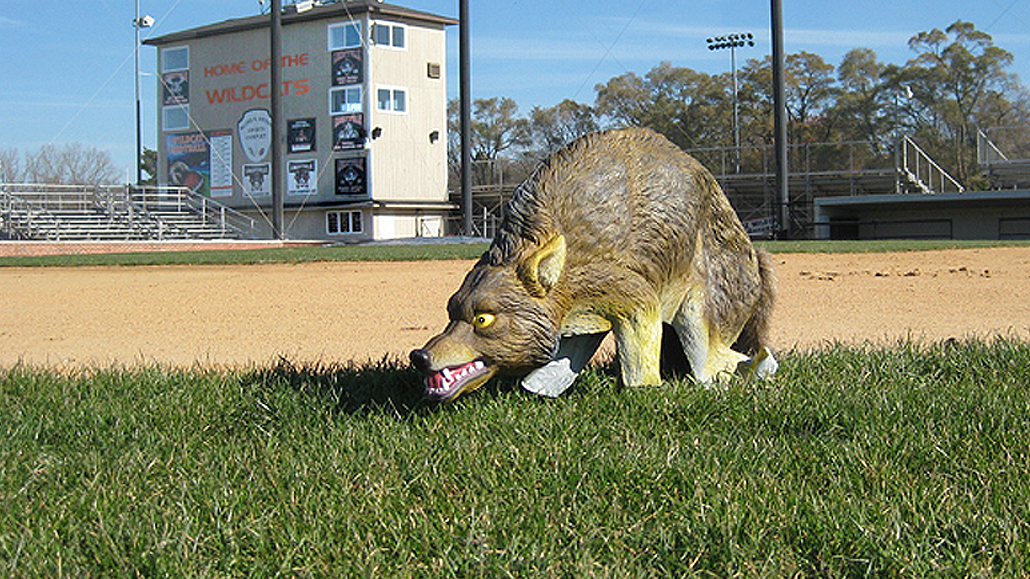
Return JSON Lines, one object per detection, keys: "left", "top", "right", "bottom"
{"left": 2, "top": 247, "right": 1028, "bottom": 369}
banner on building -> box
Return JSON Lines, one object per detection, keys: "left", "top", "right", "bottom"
{"left": 237, "top": 108, "right": 272, "bottom": 163}
{"left": 332, "top": 49, "right": 363, "bottom": 86}
{"left": 166, "top": 132, "right": 209, "bottom": 196}
{"left": 335, "top": 157, "right": 366, "bottom": 197}
{"left": 208, "top": 129, "right": 233, "bottom": 198}
{"left": 287, "top": 118, "right": 316, "bottom": 153}
{"left": 287, "top": 159, "right": 317, "bottom": 196}
{"left": 162, "top": 71, "right": 189, "bottom": 106}
{"left": 333, "top": 113, "right": 365, "bottom": 151}
{"left": 243, "top": 163, "right": 271, "bottom": 198}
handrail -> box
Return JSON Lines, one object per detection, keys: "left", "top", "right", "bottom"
{"left": 129, "top": 186, "right": 258, "bottom": 239}
{"left": 1, "top": 188, "right": 64, "bottom": 240}
{"left": 900, "top": 136, "right": 964, "bottom": 194}
{"left": 977, "top": 129, "right": 1010, "bottom": 166}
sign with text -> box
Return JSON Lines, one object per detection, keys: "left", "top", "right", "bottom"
{"left": 237, "top": 109, "right": 271, "bottom": 163}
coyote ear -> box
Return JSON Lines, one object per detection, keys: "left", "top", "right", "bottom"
{"left": 518, "top": 234, "right": 566, "bottom": 298}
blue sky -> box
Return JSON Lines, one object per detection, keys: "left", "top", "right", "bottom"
{"left": 2, "top": 0, "right": 1030, "bottom": 179}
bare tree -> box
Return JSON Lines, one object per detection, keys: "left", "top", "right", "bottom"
{"left": 24, "top": 143, "right": 120, "bottom": 185}
{"left": 0, "top": 147, "right": 22, "bottom": 182}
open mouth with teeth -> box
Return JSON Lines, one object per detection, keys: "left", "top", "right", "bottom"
{"left": 424, "top": 359, "right": 496, "bottom": 401}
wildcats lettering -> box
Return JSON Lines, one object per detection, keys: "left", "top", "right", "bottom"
{"left": 205, "top": 79, "right": 310, "bottom": 104}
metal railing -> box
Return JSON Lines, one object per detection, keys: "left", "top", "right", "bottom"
{"left": 1, "top": 188, "right": 62, "bottom": 240}
{"left": 128, "top": 186, "right": 258, "bottom": 239}
{"left": 899, "top": 136, "right": 964, "bottom": 194}
{"left": 686, "top": 140, "right": 897, "bottom": 179}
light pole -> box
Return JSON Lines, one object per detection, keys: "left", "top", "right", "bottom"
{"left": 133, "top": 2, "right": 154, "bottom": 186}
{"left": 707, "top": 32, "right": 754, "bottom": 174}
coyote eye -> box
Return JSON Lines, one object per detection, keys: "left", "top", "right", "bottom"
{"left": 472, "top": 313, "right": 496, "bottom": 330}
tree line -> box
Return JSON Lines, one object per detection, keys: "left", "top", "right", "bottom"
{"left": 449, "top": 20, "right": 1030, "bottom": 190}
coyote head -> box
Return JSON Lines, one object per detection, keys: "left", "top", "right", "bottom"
{"left": 410, "top": 236, "right": 566, "bottom": 401}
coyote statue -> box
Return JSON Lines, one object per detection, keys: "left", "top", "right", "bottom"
{"left": 411, "top": 127, "right": 777, "bottom": 401}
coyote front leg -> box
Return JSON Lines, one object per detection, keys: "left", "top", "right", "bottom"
{"left": 612, "top": 306, "right": 663, "bottom": 387}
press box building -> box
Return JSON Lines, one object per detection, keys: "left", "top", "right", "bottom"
{"left": 144, "top": 0, "right": 457, "bottom": 240}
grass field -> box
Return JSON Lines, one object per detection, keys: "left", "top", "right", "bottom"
{"left": 2, "top": 340, "right": 1028, "bottom": 577}
{"left": 2, "top": 241, "right": 1029, "bottom": 576}
{"left": 2, "top": 238, "right": 1029, "bottom": 268}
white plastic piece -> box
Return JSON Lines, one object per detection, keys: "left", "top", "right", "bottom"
{"left": 521, "top": 333, "right": 606, "bottom": 397}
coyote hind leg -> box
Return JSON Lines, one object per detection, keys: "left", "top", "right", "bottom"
{"left": 672, "top": 298, "right": 748, "bottom": 384}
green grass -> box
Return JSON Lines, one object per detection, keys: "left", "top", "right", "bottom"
{"left": 0, "top": 242, "right": 491, "bottom": 268}
{"left": 2, "top": 239, "right": 1028, "bottom": 268}
{"left": 2, "top": 339, "right": 1029, "bottom": 577}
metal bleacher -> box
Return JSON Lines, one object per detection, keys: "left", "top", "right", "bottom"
{"left": 449, "top": 136, "right": 970, "bottom": 240}
{"left": 688, "top": 137, "right": 965, "bottom": 237}
{"left": 978, "top": 127, "right": 1030, "bottom": 190}
{"left": 1, "top": 184, "right": 258, "bottom": 242}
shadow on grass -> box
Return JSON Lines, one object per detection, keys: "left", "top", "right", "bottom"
{"left": 242, "top": 333, "right": 711, "bottom": 418}
{"left": 244, "top": 356, "right": 533, "bottom": 417}
{"left": 245, "top": 356, "right": 431, "bottom": 416}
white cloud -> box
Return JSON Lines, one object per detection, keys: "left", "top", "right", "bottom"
{"left": 0, "top": 15, "right": 27, "bottom": 28}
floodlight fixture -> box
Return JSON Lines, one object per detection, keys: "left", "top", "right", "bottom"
{"left": 705, "top": 31, "right": 754, "bottom": 174}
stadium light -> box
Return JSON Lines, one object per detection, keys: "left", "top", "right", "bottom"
{"left": 706, "top": 32, "right": 754, "bottom": 174}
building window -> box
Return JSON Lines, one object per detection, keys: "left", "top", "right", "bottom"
{"left": 328, "top": 21, "right": 362, "bottom": 50}
{"left": 372, "top": 22, "right": 406, "bottom": 49}
{"left": 162, "top": 105, "right": 190, "bottom": 131}
{"left": 330, "top": 86, "right": 363, "bottom": 115}
{"left": 327, "top": 210, "right": 363, "bottom": 235}
{"left": 376, "top": 87, "right": 407, "bottom": 113}
{"left": 162, "top": 46, "right": 189, "bottom": 72}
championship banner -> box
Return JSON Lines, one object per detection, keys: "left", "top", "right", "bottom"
{"left": 208, "top": 129, "right": 233, "bottom": 198}
{"left": 287, "top": 118, "right": 316, "bottom": 153}
{"left": 162, "top": 71, "right": 189, "bottom": 106}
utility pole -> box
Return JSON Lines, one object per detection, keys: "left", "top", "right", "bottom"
{"left": 269, "top": 0, "right": 284, "bottom": 239}
{"left": 133, "top": 1, "right": 154, "bottom": 186}
{"left": 771, "top": 0, "right": 790, "bottom": 239}
{"left": 459, "top": 0, "right": 473, "bottom": 236}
